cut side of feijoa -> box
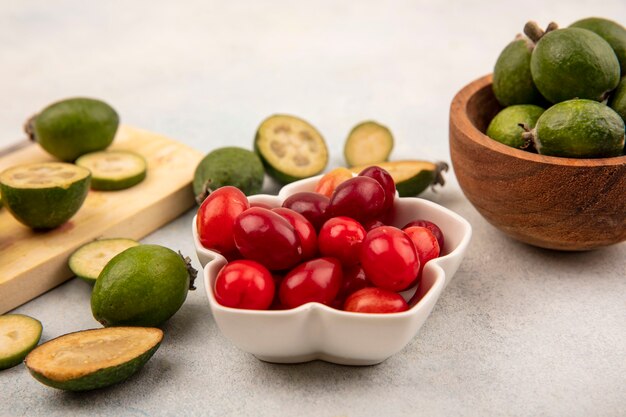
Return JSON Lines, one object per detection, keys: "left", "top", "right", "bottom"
{"left": 254, "top": 114, "right": 329, "bottom": 184}
{"left": 25, "top": 327, "right": 163, "bottom": 391}
{"left": 75, "top": 150, "right": 147, "bottom": 191}
{"left": 69, "top": 238, "right": 140, "bottom": 284}
{"left": 350, "top": 160, "right": 448, "bottom": 197}
{"left": 0, "top": 314, "right": 43, "bottom": 370}
{"left": 344, "top": 121, "right": 394, "bottom": 167}
{"left": 0, "top": 162, "right": 90, "bottom": 229}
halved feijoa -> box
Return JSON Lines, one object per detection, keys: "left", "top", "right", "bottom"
{"left": 609, "top": 76, "right": 626, "bottom": 124}
{"left": 344, "top": 121, "right": 394, "bottom": 167}
{"left": 529, "top": 99, "right": 625, "bottom": 158}
{"left": 0, "top": 162, "right": 90, "bottom": 229}
{"left": 350, "top": 160, "right": 448, "bottom": 197}
{"left": 69, "top": 238, "right": 140, "bottom": 284}
{"left": 25, "top": 97, "right": 119, "bottom": 162}
{"left": 486, "top": 104, "right": 545, "bottom": 148}
{"left": 25, "top": 327, "right": 162, "bottom": 391}
{"left": 0, "top": 314, "right": 42, "bottom": 370}
{"left": 570, "top": 17, "right": 626, "bottom": 75}
{"left": 493, "top": 36, "right": 543, "bottom": 106}
{"left": 75, "top": 150, "right": 147, "bottom": 191}
{"left": 530, "top": 27, "right": 620, "bottom": 103}
{"left": 193, "top": 146, "right": 264, "bottom": 203}
{"left": 254, "top": 114, "right": 328, "bottom": 184}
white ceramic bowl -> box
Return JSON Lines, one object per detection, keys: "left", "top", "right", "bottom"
{"left": 193, "top": 176, "right": 472, "bottom": 365}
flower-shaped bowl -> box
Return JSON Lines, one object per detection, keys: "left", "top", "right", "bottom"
{"left": 193, "top": 176, "right": 471, "bottom": 365}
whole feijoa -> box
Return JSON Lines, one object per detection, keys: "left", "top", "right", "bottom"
{"left": 25, "top": 97, "right": 119, "bottom": 162}
{"left": 530, "top": 27, "right": 620, "bottom": 103}
{"left": 609, "top": 76, "right": 626, "bottom": 123}
{"left": 493, "top": 36, "right": 543, "bottom": 106}
{"left": 91, "top": 245, "right": 197, "bottom": 327}
{"left": 193, "top": 146, "right": 264, "bottom": 203}
{"left": 570, "top": 17, "right": 626, "bottom": 75}
{"left": 486, "top": 104, "right": 545, "bottom": 148}
{"left": 527, "top": 99, "right": 625, "bottom": 158}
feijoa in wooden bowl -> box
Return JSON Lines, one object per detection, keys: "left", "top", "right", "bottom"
{"left": 449, "top": 74, "right": 626, "bottom": 251}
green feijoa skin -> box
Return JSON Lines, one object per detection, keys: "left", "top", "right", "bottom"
{"left": 25, "top": 327, "right": 162, "bottom": 391}
{"left": 193, "top": 147, "right": 264, "bottom": 203}
{"left": 25, "top": 97, "right": 119, "bottom": 162}
{"left": 493, "top": 37, "right": 544, "bottom": 106}
{"left": 609, "top": 76, "right": 626, "bottom": 124}
{"left": 0, "top": 162, "right": 91, "bottom": 229}
{"left": 91, "top": 245, "right": 197, "bottom": 328}
{"left": 570, "top": 17, "right": 626, "bottom": 75}
{"left": 530, "top": 27, "right": 620, "bottom": 103}
{"left": 486, "top": 105, "right": 545, "bottom": 148}
{"left": 254, "top": 114, "right": 329, "bottom": 184}
{"left": 533, "top": 99, "right": 625, "bottom": 158}
{"left": 0, "top": 314, "right": 42, "bottom": 370}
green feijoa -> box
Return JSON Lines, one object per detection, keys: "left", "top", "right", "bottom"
{"left": 344, "top": 121, "right": 394, "bottom": 167}
{"left": 531, "top": 99, "right": 625, "bottom": 158}
{"left": 493, "top": 36, "right": 543, "bottom": 106}
{"left": 193, "top": 147, "right": 264, "bottom": 203}
{"left": 0, "top": 162, "right": 91, "bottom": 229}
{"left": 486, "top": 105, "right": 545, "bottom": 148}
{"left": 69, "top": 238, "right": 140, "bottom": 284}
{"left": 570, "top": 17, "right": 626, "bottom": 75}
{"left": 254, "top": 114, "right": 329, "bottom": 184}
{"left": 75, "top": 150, "right": 147, "bottom": 191}
{"left": 609, "top": 76, "right": 626, "bottom": 123}
{"left": 25, "top": 97, "right": 119, "bottom": 162}
{"left": 25, "top": 327, "right": 162, "bottom": 391}
{"left": 530, "top": 27, "right": 620, "bottom": 103}
{"left": 0, "top": 314, "right": 42, "bottom": 370}
{"left": 91, "top": 245, "right": 197, "bottom": 327}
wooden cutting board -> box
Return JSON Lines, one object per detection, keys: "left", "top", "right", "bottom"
{"left": 0, "top": 125, "right": 204, "bottom": 314}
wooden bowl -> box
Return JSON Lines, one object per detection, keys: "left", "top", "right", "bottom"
{"left": 449, "top": 74, "right": 626, "bottom": 251}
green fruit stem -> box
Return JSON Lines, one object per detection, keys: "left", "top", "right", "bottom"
{"left": 432, "top": 161, "right": 449, "bottom": 191}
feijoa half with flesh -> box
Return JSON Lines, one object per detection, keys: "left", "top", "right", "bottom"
{"left": 91, "top": 245, "right": 197, "bottom": 327}
{"left": 609, "top": 76, "right": 626, "bottom": 124}
{"left": 0, "top": 314, "right": 42, "bottom": 370}
{"left": 0, "top": 162, "right": 90, "bottom": 229}
{"left": 570, "top": 17, "right": 626, "bottom": 75}
{"left": 493, "top": 36, "right": 543, "bottom": 106}
{"left": 254, "top": 114, "right": 328, "bottom": 184}
{"left": 25, "top": 97, "right": 119, "bottom": 162}
{"left": 344, "top": 121, "right": 394, "bottom": 167}
{"left": 486, "top": 104, "right": 545, "bottom": 148}
{"left": 349, "top": 160, "right": 448, "bottom": 197}
{"left": 193, "top": 146, "right": 264, "bottom": 203}
{"left": 530, "top": 27, "right": 620, "bottom": 103}
{"left": 69, "top": 238, "right": 140, "bottom": 284}
{"left": 25, "top": 327, "right": 162, "bottom": 391}
{"left": 75, "top": 150, "right": 147, "bottom": 191}
{"left": 527, "top": 99, "right": 625, "bottom": 158}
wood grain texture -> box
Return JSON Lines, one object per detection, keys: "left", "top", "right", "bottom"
{"left": 0, "top": 125, "right": 203, "bottom": 313}
{"left": 449, "top": 74, "right": 626, "bottom": 251}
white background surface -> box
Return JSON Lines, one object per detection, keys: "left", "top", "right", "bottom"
{"left": 1, "top": 1, "right": 625, "bottom": 416}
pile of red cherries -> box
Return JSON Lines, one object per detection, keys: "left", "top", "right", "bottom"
{"left": 196, "top": 166, "right": 444, "bottom": 314}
